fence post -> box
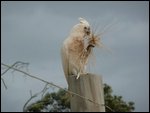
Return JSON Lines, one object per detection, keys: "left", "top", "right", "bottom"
{"left": 68, "top": 73, "right": 105, "bottom": 112}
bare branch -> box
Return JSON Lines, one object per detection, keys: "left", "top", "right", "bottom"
{"left": 23, "top": 84, "right": 50, "bottom": 112}
{"left": 102, "top": 104, "right": 115, "bottom": 112}
{"left": 1, "top": 78, "right": 7, "bottom": 89}
{"left": 23, "top": 90, "right": 38, "bottom": 112}
{"left": 1, "top": 61, "right": 29, "bottom": 76}
{"left": 41, "top": 83, "right": 49, "bottom": 98}
{"left": 1, "top": 62, "right": 114, "bottom": 112}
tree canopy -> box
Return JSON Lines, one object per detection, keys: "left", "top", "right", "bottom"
{"left": 25, "top": 83, "right": 134, "bottom": 112}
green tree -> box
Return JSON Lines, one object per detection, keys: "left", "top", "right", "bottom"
{"left": 25, "top": 84, "right": 134, "bottom": 112}
{"left": 25, "top": 89, "right": 70, "bottom": 112}
{"left": 103, "top": 84, "right": 134, "bottom": 112}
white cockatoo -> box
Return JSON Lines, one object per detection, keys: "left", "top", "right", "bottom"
{"left": 61, "top": 18, "right": 99, "bottom": 84}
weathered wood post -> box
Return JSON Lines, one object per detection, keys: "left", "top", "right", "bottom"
{"left": 68, "top": 73, "right": 105, "bottom": 112}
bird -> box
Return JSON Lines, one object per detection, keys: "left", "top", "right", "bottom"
{"left": 61, "top": 17, "right": 100, "bottom": 84}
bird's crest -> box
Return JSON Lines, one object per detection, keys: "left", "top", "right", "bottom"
{"left": 79, "top": 17, "right": 90, "bottom": 26}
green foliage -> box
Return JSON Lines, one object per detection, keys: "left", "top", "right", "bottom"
{"left": 26, "top": 89, "right": 70, "bottom": 112}
{"left": 103, "top": 84, "right": 135, "bottom": 112}
{"left": 25, "top": 84, "right": 134, "bottom": 112}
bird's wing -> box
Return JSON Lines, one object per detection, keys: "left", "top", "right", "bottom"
{"left": 61, "top": 44, "right": 69, "bottom": 84}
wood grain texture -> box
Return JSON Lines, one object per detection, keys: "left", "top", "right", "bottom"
{"left": 68, "top": 73, "right": 105, "bottom": 112}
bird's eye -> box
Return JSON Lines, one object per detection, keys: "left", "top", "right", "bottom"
{"left": 84, "top": 27, "right": 87, "bottom": 29}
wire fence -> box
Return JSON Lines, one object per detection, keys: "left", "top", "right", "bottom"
{"left": 1, "top": 62, "right": 115, "bottom": 112}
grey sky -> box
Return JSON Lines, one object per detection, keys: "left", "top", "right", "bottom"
{"left": 1, "top": 1, "right": 149, "bottom": 112}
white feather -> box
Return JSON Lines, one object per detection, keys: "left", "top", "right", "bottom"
{"left": 61, "top": 18, "right": 91, "bottom": 84}
{"left": 79, "top": 17, "right": 90, "bottom": 27}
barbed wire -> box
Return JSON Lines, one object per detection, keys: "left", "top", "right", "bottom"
{"left": 1, "top": 62, "right": 115, "bottom": 112}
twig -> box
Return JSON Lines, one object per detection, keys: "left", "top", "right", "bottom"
{"left": 23, "top": 84, "right": 50, "bottom": 112}
{"left": 1, "top": 78, "right": 7, "bottom": 89}
{"left": 102, "top": 104, "right": 115, "bottom": 112}
{"left": 1, "top": 61, "right": 29, "bottom": 76}
{"left": 23, "top": 90, "right": 38, "bottom": 112}
{"left": 1, "top": 63, "right": 103, "bottom": 106}
{"left": 1, "top": 62, "right": 114, "bottom": 112}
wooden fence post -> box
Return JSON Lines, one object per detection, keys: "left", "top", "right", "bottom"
{"left": 68, "top": 73, "right": 105, "bottom": 112}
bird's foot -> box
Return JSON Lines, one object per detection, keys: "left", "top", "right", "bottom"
{"left": 76, "top": 73, "right": 80, "bottom": 79}
{"left": 76, "top": 72, "right": 88, "bottom": 79}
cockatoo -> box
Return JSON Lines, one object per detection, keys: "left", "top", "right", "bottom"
{"left": 61, "top": 18, "right": 100, "bottom": 84}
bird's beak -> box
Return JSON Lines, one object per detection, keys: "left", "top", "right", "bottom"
{"left": 86, "top": 28, "right": 91, "bottom": 35}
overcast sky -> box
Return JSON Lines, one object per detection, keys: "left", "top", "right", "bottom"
{"left": 1, "top": 1, "right": 149, "bottom": 112}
